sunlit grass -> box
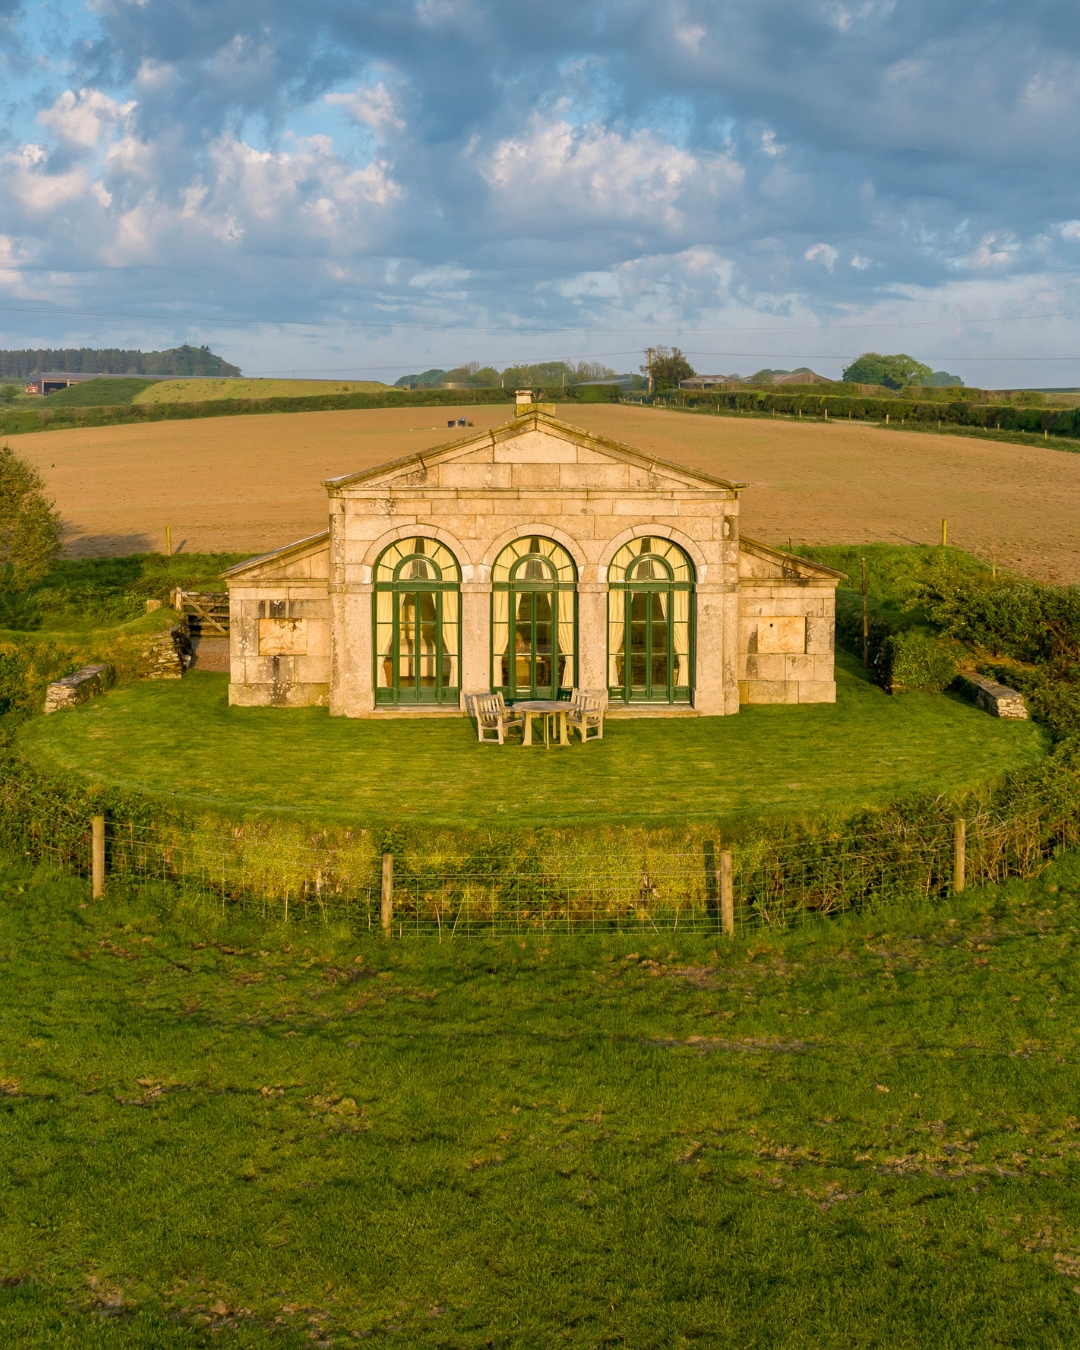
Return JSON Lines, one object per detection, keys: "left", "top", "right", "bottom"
{"left": 15, "top": 652, "right": 1047, "bottom": 829}
{"left": 2, "top": 851, "right": 1080, "bottom": 1345}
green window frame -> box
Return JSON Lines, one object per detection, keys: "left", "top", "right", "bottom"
{"left": 607, "top": 537, "right": 694, "bottom": 704}
{"left": 373, "top": 537, "right": 461, "bottom": 705}
{"left": 491, "top": 536, "right": 577, "bottom": 702}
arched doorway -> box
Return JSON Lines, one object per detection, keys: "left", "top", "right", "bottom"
{"left": 608, "top": 537, "right": 694, "bottom": 704}
{"left": 373, "top": 537, "right": 460, "bottom": 705}
{"left": 491, "top": 536, "right": 577, "bottom": 701}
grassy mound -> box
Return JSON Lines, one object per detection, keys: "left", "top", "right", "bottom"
{"left": 0, "top": 552, "right": 247, "bottom": 633}
{"left": 16, "top": 652, "right": 1048, "bottom": 829}
{"left": 1, "top": 847, "right": 1079, "bottom": 1344}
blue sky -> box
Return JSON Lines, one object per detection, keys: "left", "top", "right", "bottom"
{"left": 1, "top": 0, "right": 1080, "bottom": 384}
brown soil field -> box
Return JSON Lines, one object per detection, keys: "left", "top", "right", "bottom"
{"left": 11, "top": 404, "right": 1080, "bottom": 583}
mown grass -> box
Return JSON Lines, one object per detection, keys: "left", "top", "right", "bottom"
{"left": 14, "top": 652, "right": 1048, "bottom": 829}
{"left": 3, "top": 848, "right": 1080, "bottom": 1346}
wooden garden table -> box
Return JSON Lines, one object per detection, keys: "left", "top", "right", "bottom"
{"left": 513, "top": 700, "right": 570, "bottom": 747}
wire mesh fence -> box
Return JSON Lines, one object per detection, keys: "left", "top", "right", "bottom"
{"left": 6, "top": 775, "right": 1078, "bottom": 936}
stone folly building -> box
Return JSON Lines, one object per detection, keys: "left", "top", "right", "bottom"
{"left": 223, "top": 400, "right": 844, "bottom": 717}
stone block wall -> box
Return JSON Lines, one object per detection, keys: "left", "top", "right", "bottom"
{"left": 738, "top": 583, "right": 838, "bottom": 705}
{"left": 227, "top": 535, "right": 333, "bottom": 707}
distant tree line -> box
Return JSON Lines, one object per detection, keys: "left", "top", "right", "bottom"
{"left": 0, "top": 344, "right": 241, "bottom": 379}
{"left": 394, "top": 359, "right": 625, "bottom": 389}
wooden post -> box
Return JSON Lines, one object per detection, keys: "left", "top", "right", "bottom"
{"left": 861, "top": 557, "right": 869, "bottom": 669}
{"left": 941, "top": 518, "right": 947, "bottom": 548}
{"left": 380, "top": 852, "right": 394, "bottom": 934}
{"left": 165, "top": 525, "right": 172, "bottom": 557}
{"left": 92, "top": 815, "right": 105, "bottom": 899}
{"left": 953, "top": 819, "right": 966, "bottom": 894}
{"left": 720, "top": 849, "right": 734, "bottom": 938}
{"left": 992, "top": 556, "right": 997, "bottom": 581}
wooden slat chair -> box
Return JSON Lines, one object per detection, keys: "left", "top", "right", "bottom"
{"left": 474, "top": 693, "right": 524, "bottom": 745}
{"left": 567, "top": 688, "right": 605, "bottom": 742}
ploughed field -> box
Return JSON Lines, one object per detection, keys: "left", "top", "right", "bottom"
{"left": 16, "top": 654, "right": 1047, "bottom": 828}
{"left": 15, "top": 402, "right": 1080, "bottom": 583}
{"left": 2, "top": 847, "right": 1080, "bottom": 1346}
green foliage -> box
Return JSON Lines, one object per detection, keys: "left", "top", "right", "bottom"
{"left": 3, "top": 851, "right": 1080, "bottom": 1344}
{"left": 0, "top": 384, "right": 20, "bottom": 404}
{"left": 0, "top": 551, "right": 246, "bottom": 632}
{"left": 842, "top": 352, "right": 934, "bottom": 388}
{"left": 911, "top": 561, "right": 1080, "bottom": 664}
{"left": 642, "top": 345, "right": 695, "bottom": 389}
{"left": 40, "top": 377, "right": 160, "bottom": 407}
{"left": 799, "top": 544, "right": 989, "bottom": 626}
{"left": 0, "top": 445, "right": 62, "bottom": 588}
{"left": 926, "top": 369, "right": 965, "bottom": 386}
{"left": 879, "top": 629, "right": 958, "bottom": 692}
{"left": 0, "top": 343, "right": 240, "bottom": 379}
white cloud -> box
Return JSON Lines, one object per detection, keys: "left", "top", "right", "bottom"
{"left": 326, "top": 83, "right": 405, "bottom": 134}
{"left": 969, "top": 233, "right": 1019, "bottom": 269}
{"left": 675, "top": 24, "right": 706, "bottom": 51}
{"left": 4, "top": 144, "right": 99, "bottom": 213}
{"left": 805, "top": 242, "right": 839, "bottom": 270}
{"left": 479, "top": 116, "right": 743, "bottom": 230}
{"left": 38, "top": 88, "right": 135, "bottom": 151}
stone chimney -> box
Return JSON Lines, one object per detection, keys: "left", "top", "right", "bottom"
{"left": 515, "top": 389, "right": 533, "bottom": 406}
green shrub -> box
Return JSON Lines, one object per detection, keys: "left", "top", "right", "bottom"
{"left": 879, "top": 630, "right": 957, "bottom": 693}
{"left": 910, "top": 560, "right": 1080, "bottom": 663}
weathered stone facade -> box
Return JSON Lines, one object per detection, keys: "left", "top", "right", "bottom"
{"left": 224, "top": 407, "right": 843, "bottom": 716}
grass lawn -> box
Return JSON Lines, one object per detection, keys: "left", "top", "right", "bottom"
{"left": 3, "top": 850, "right": 1080, "bottom": 1346}
{"left": 15, "top": 652, "right": 1048, "bottom": 829}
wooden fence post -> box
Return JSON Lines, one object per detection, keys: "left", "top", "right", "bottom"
{"left": 941, "top": 518, "right": 948, "bottom": 547}
{"left": 720, "top": 850, "right": 734, "bottom": 938}
{"left": 92, "top": 816, "right": 105, "bottom": 899}
{"left": 861, "top": 557, "right": 869, "bottom": 669}
{"left": 953, "top": 819, "right": 966, "bottom": 894}
{"left": 381, "top": 852, "right": 394, "bottom": 934}
{"left": 165, "top": 525, "right": 172, "bottom": 557}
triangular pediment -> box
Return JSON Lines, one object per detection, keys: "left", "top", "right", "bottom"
{"left": 221, "top": 531, "right": 330, "bottom": 583}
{"left": 323, "top": 410, "right": 747, "bottom": 494}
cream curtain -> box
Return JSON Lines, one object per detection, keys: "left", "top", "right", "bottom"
{"left": 607, "top": 593, "right": 625, "bottom": 687}
{"left": 673, "top": 589, "right": 690, "bottom": 688}
{"left": 557, "top": 595, "right": 575, "bottom": 688}
{"left": 492, "top": 589, "right": 510, "bottom": 686}
{"left": 375, "top": 590, "right": 394, "bottom": 688}
{"left": 441, "top": 591, "right": 460, "bottom": 688}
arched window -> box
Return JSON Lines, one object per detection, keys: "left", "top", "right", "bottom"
{"left": 374, "top": 537, "right": 461, "bottom": 705}
{"left": 491, "top": 537, "right": 577, "bottom": 701}
{"left": 608, "top": 537, "right": 694, "bottom": 704}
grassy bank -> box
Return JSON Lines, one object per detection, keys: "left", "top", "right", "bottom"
{"left": 2, "top": 847, "right": 1080, "bottom": 1346}
{"left": 14, "top": 653, "right": 1047, "bottom": 830}
{"left": 133, "top": 378, "right": 389, "bottom": 403}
